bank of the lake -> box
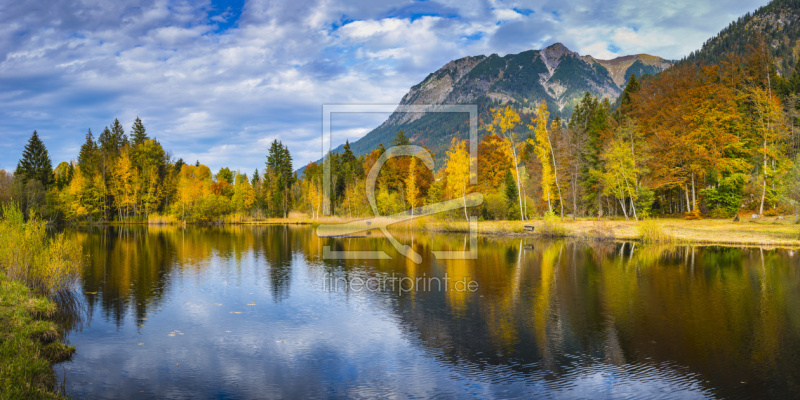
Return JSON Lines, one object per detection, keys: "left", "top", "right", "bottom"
{"left": 108, "top": 214, "right": 800, "bottom": 247}
{"left": 419, "top": 217, "right": 800, "bottom": 247}
{"left": 0, "top": 272, "right": 74, "bottom": 400}
{"left": 246, "top": 215, "right": 800, "bottom": 248}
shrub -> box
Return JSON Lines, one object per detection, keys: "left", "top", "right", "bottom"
{"left": 539, "top": 210, "right": 568, "bottom": 237}
{"left": 191, "top": 194, "right": 233, "bottom": 223}
{"left": 0, "top": 203, "right": 83, "bottom": 295}
{"left": 637, "top": 218, "right": 674, "bottom": 244}
{"left": 482, "top": 192, "right": 507, "bottom": 220}
{"left": 588, "top": 219, "right": 614, "bottom": 240}
{"left": 700, "top": 173, "right": 746, "bottom": 217}
{"left": 684, "top": 210, "right": 702, "bottom": 220}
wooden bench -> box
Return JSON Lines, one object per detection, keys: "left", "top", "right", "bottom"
{"left": 523, "top": 225, "right": 535, "bottom": 232}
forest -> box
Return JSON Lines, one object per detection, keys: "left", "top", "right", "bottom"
{"left": 2, "top": 39, "right": 800, "bottom": 225}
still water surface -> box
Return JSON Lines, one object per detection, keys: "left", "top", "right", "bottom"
{"left": 57, "top": 225, "right": 800, "bottom": 399}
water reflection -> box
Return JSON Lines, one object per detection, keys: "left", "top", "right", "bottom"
{"left": 60, "top": 226, "right": 800, "bottom": 399}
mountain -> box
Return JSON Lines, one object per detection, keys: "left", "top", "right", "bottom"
{"left": 591, "top": 54, "right": 673, "bottom": 88}
{"left": 686, "top": 0, "right": 800, "bottom": 75}
{"left": 336, "top": 43, "right": 671, "bottom": 165}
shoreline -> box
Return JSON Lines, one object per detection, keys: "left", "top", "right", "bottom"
{"left": 0, "top": 273, "right": 74, "bottom": 399}
{"left": 82, "top": 216, "right": 800, "bottom": 249}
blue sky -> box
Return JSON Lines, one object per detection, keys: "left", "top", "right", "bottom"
{"left": 0, "top": 0, "right": 769, "bottom": 174}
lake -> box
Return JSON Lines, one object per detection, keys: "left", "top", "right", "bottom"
{"left": 56, "top": 225, "right": 800, "bottom": 399}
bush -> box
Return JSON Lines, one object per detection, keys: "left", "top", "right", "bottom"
{"left": 0, "top": 203, "right": 82, "bottom": 295}
{"left": 684, "top": 210, "right": 702, "bottom": 220}
{"left": 482, "top": 192, "right": 507, "bottom": 220}
{"left": 539, "top": 210, "right": 568, "bottom": 237}
{"left": 190, "top": 194, "right": 233, "bottom": 223}
{"left": 588, "top": 219, "right": 614, "bottom": 240}
{"left": 700, "top": 173, "right": 746, "bottom": 217}
{"left": 637, "top": 218, "right": 674, "bottom": 244}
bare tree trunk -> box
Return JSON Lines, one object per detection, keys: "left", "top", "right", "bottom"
{"left": 545, "top": 132, "right": 565, "bottom": 221}
{"left": 760, "top": 137, "right": 768, "bottom": 215}
{"left": 691, "top": 171, "right": 697, "bottom": 213}
{"left": 509, "top": 147, "right": 525, "bottom": 221}
{"left": 684, "top": 186, "right": 691, "bottom": 212}
{"left": 572, "top": 173, "right": 578, "bottom": 221}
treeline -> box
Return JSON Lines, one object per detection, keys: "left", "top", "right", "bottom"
{"left": 1, "top": 119, "right": 297, "bottom": 223}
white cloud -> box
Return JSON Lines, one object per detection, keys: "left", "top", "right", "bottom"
{"left": 0, "top": 0, "right": 768, "bottom": 172}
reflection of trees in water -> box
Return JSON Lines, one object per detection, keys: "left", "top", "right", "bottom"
{"left": 72, "top": 225, "right": 309, "bottom": 324}
{"left": 261, "top": 225, "right": 296, "bottom": 302}
{"left": 72, "top": 226, "right": 178, "bottom": 327}
{"left": 70, "top": 225, "right": 800, "bottom": 397}
{"left": 371, "top": 238, "right": 800, "bottom": 398}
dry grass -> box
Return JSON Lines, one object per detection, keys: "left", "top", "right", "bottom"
{"left": 560, "top": 217, "right": 800, "bottom": 247}
{"left": 394, "top": 215, "right": 800, "bottom": 247}
{"left": 147, "top": 213, "right": 181, "bottom": 225}
{"left": 153, "top": 209, "right": 800, "bottom": 248}
{"left": 637, "top": 219, "right": 675, "bottom": 244}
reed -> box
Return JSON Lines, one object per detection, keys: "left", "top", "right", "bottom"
{"left": 0, "top": 204, "right": 83, "bottom": 295}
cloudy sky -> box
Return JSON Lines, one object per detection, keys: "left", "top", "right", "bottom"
{"left": 0, "top": 0, "right": 768, "bottom": 174}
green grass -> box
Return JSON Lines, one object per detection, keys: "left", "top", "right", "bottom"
{"left": 0, "top": 272, "right": 74, "bottom": 399}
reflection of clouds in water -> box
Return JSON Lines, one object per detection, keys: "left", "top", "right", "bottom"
{"left": 60, "top": 227, "right": 800, "bottom": 399}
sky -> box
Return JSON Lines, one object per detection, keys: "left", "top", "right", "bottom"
{"left": 0, "top": 0, "right": 770, "bottom": 175}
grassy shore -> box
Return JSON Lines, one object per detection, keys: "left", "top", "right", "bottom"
{"left": 0, "top": 272, "right": 74, "bottom": 399}
{"left": 416, "top": 217, "right": 800, "bottom": 247}
{"left": 144, "top": 212, "right": 800, "bottom": 247}
{"left": 307, "top": 214, "right": 800, "bottom": 248}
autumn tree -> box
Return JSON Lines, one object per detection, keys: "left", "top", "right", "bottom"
{"left": 527, "top": 102, "right": 564, "bottom": 218}
{"left": 405, "top": 156, "right": 419, "bottom": 217}
{"left": 443, "top": 138, "right": 471, "bottom": 220}
{"left": 487, "top": 105, "right": 526, "bottom": 220}
{"left": 232, "top": 172, "right": 256, "bottom": 212}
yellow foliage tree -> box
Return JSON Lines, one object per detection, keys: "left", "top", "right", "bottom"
{"left": 110, "top": 147, "right": 137, "bottom": 219}
{"left": 405, "top": 156, "right": 419, "bottom": 218}
{"left": 487, "top": 105, "right": 526, "bottom": 220}
{"left": 444, "top": 138, "right": 470, "bottom": 220}
{"left": 232, "top": 173, "right": 256, "bottom": 212}
{"left": 527, "top": 102, "right": 563, "bottom": 217}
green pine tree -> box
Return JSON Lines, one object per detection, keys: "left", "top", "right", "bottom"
{"left": 78, "top": 129, "right": 100, "bottom": 178}
{"left": 15, "top": 130, "right": 53, "bottom": 187}
{"left": 619, "top": 74, "right": 641, "bottom": 109}
{"left": 504, "top": 170, "right": 519, "bottom": 204}
{"left": 131, "top": 117, "right": 148, "bottom": 145}
{"left": 392, "top": 129, "right": 410, "bottom": 146}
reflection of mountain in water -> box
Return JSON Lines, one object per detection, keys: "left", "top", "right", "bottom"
{"left": 70, "top": 226, "right": 800, "bottom": 398}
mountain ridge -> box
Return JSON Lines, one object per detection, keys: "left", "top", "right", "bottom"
{"left": 328, "top": 43, "right": 672, "bottom": 167}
